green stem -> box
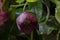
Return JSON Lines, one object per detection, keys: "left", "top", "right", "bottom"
{"left": 56, "top": 31, "right": 59, "bottom": 40}
{"left": 42, "top": 35, "right": 45, "bottom": 40}
{"left": 23, "top": 2, "right": 28, "bottom": 12}
{"left": 9, "top": 8, "right": 16, "bottom": 33}
{"left": 10, "top": 4, "right": 25, "bottom": 8}
{"left": 43, "top": 6, "right": 50, "bottom": 24}
{"left": 8, "top": 22, "right": 15, "bottom": 40}
{"left": 31, "top": 31, "right": 33, "bottom": 40}
{"left": 9, "top": 23, "right": 15, "bottom": 33}
{"left": 36, "top": 30, "right": 40, "bottom": 35}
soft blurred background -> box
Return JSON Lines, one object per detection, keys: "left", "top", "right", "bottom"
{"left": 0, "top": 0, "right": 60, "bottom": 40}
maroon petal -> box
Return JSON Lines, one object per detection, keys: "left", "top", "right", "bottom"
{"left": 0, "top": 11, "right": 8, "bottom": 26}
{"left": 16, "top": 11, "right": 39, "bottom": 35}
{"left": 0, "top": 0, "right": 8, "bottom": 26}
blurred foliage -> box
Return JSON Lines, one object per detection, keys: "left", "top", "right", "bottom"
{"left": 0, "top": 0, "right": 60, "bottom": 40}
{"left": 55, "top": 1, "right": 60, "bottom": 23}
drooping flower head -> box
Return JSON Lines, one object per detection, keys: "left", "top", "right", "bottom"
{"left": 0, "top": 0, "right": 8, "bottom": 26}
{"left": 0, "top": 11, "right": 8, "bottom": 26}
{"left": 16, "top": 11, "right": 39, "bottom": 35}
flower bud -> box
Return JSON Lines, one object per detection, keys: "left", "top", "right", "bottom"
{"left": 16, "top": 11, "right": 39, "bottom": 34}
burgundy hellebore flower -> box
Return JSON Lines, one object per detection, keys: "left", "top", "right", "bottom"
{"left": 16, "top": 11, "right": 39, "bottom": 34}
{"left": 0, "top": 0, "right": 8, "bottom": 26}
{"left": 0, "top": 11, "right": 8, "bottom": 26}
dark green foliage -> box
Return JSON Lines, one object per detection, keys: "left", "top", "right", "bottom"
{"left": 0, "top": 0, "right": 60, "bottom": 40}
